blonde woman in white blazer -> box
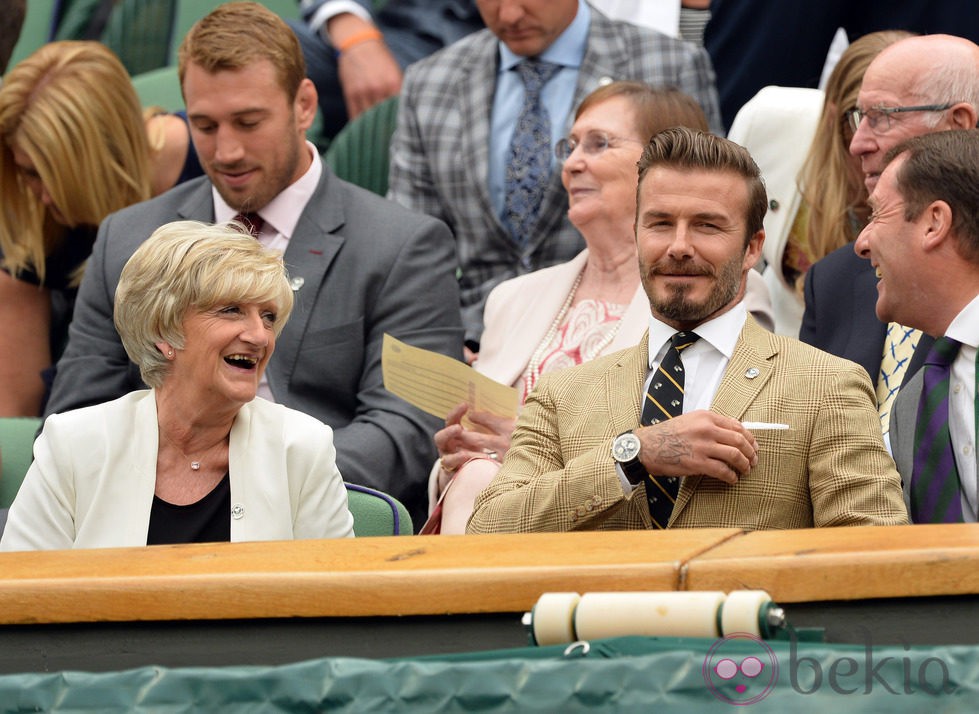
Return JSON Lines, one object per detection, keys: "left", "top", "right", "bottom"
{"left": 424, "top": 82, "right": 773, "bottom": 534}
{"left": 1, "top": 221, "right": 353, "bottom": 551}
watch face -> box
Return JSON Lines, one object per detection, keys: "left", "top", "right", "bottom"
{"left": 612, "top": 433, "right": 642, "bottom": 462}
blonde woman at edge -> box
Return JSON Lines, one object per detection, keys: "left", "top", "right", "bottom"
{"left": 425, "top": 82, "right": 774, "bottom": 534}
{"left": 0, "top": 41, "right": 200, "bottom": 417}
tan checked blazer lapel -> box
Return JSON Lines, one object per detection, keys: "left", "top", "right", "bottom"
{"left": 670, "top": 317, "right": 777, "bottom": 524}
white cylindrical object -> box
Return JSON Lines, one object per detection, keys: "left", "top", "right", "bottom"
{"left": 720, "top": 590, "right": 773, "bottom": 637}
{"left": 531, "top": 592, "right": 581, "bottom": 646}
{"left": 573, "top": 591, "right": 727, "bottom": 640}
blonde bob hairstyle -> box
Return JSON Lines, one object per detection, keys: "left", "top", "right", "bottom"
{"left": 0, "top": 41, "right": 152, "bottom": 282}
{"left": 114, "top": 221, "right": 295, "bottom": 389}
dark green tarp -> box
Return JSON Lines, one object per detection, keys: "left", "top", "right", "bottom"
{"left": 1, "top": 636, "right": 976, "bottom": 712}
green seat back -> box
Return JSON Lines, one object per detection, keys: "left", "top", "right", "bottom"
{"left": 131, "top": 64, "right": 183, "bottom": 111}
{"left": 101, "top": 0, "right": 175, "bottom": 76}
{"left": 344, "top": 483, "right": 412, "bottom": 536}
{"left": 6, "top": 0, "right": 57, "bottom": 70}
{"left": 0, "top": 417, "right": 41, "bottom": 508}
{"left": 324, "top": 95, "right": 399, "bottom": 196}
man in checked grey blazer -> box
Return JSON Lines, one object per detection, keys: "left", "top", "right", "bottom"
{"left": 43, "top": 3, "right": 463, "bottom": 525}
{"left": 388, "top": 0, "right": 722, "bottom": 350}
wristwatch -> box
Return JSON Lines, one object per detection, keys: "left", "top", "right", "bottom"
{"left": 611, "top": 431, "right": 647, "bottom": 484}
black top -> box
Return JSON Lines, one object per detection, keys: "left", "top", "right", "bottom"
{"left": 146, "top": 473, "right": 231, "bottom": 546}
{"left": 173, "top": 110, "right": 204, "bottom": 185}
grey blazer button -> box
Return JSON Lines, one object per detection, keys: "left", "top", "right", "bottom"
{"left": 231, "top": 504, "right": 245, "bottom": 520}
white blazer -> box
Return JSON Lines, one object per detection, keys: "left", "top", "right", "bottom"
{"left": 0, "top": 391, "right": 354, "bottom": 551}
{"left": 728, "top": 85, "right": 824, "bottom": 337}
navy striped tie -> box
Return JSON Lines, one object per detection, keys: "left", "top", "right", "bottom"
{"left": 640, "top": 332, "right": 701, "bottom": 528}
{"left": 910, "top": 336, "right": 963, "bottom": 523}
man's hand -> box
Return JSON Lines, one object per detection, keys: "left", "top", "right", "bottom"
{"left": 328, "top": 13, "right": 402, "bottom": 120}
{"left": 635, "top": 410, "right": 758, "bottom": 485}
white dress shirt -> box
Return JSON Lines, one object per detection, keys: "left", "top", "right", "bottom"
{"left": 946, "top": 294, "right": 979, "bottom": 521}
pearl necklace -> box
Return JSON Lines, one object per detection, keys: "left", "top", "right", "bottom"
{"left": 523, "top": 268, "right": 625, "bottom": 398}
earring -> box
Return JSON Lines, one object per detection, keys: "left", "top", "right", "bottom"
{"left": 168, "top": 350, "right": 174, "bottom": 357}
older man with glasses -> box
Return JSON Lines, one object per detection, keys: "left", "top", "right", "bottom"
{"left": 799, "top": 34, "right": 979, "bottom": 440}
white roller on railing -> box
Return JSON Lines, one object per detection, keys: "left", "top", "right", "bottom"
{"left": 525, "top": 590, "right": 785, "bottom": 646}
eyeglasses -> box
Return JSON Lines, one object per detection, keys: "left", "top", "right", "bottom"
{"left": 554, "top": 131, "right": 643, "bottom": 161}
{"left": 844, "top": 103, "right": 954, "bottom": 134}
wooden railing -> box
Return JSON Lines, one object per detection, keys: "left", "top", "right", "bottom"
{"left": 1, "top": 524, "right": 978, "bottom": 625}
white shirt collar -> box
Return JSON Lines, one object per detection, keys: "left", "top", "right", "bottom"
{"left": 647, "top": 302, "right": 748, "bottom": 368}
{"left": 946, "top": 293, "right": 979, "bottom": 349}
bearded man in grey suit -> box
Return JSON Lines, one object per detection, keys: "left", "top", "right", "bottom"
{"left": 388, "top": 0, "right": 722, "bottom": 354}
{"left": 44, "top": 2, "right": 463, "bottom": 525}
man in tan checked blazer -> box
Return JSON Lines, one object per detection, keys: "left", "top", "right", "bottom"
{"left": 468, "top": 128, "right": 909, "bottom": 533}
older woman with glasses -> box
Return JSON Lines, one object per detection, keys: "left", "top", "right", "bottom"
{"left": 423, "top": 81, "right": 773, "bottom": 534}
{"left": 1, "top": 221, "right": 353, "bottom": 550}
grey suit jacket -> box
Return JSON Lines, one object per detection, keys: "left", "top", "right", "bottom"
{"left": 889, "top": 369, "right": 922, "bottom": 514}
{"left": 45, "top": 167, "right": 464, "bottom": 524}
{"left": 388, "top": 2, "right": 722, "bottom": 343}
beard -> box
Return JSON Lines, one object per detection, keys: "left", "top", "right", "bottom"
{"left": 641, "top": 253, "right": 746, "bottom": 326}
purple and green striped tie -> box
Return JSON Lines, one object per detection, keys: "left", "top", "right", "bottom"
{"left": 910, "top": 336, "right": 963, "bottom": 523}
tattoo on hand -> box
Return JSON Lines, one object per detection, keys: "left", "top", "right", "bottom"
{"left": 651, "top": 424, "right": 692, "bottom": 465}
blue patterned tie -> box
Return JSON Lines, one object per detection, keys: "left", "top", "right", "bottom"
{"left": 640, "top": 332, "right": 701, "bottom": 528}
{"left": 910, "top": 336, "right": 963, "bottom": 523}
{"left": 503, "top": 59, "right": 560, "bottom": 245}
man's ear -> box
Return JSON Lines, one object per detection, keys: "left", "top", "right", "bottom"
{"left": 921, "top": 199, "right": 954, "bottom": 252}
{"left": 743, "top": 229, "right": 765, "bottom": 271}
{"left": 294, "top": 78, "right": 318, "bottom": 133}
{"left": 948, "top": 102, "right": 978, "bottom": 130}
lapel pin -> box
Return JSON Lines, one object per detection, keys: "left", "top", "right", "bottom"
{"left": 290, "top": 276, "right": 305, "bottom": 292}
{"left": 745, "top": 367, "right": 760, "bottom": 379}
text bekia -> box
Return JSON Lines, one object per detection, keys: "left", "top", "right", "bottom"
{"left": 789, "top": 631, "right": 956, "bottom": 696}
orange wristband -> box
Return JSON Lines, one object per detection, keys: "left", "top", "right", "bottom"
{"left": 336, "top": 27, "right": 384, "bottom": 54}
